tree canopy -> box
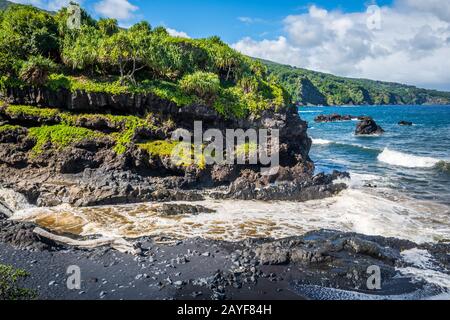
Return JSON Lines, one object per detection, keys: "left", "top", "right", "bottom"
{"left": 0, "top": 3, "right": 290, "bottom": 117}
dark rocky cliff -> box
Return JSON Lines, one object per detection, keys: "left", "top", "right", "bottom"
{"left": 0, "top": 86, "right": 347, "bottom": 207}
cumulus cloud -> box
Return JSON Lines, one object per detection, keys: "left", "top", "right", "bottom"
{"left": 94, "top": 0, "right": 138, "bottom": 21}
{"left": 232, "top": 1, "right": 450, "bottom": 90}
{"left": 166, "top": 28, "right": 190, "bottom": 39}
{"left": 9, "top": 0, "right": 81, "bottom": 11}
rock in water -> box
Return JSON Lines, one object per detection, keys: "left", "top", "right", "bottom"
{"left": 155, "top": 204, "right": 215, "bottom": 216}
{"left": 398, "top": 121, "right": 413, "bottom": 126}
{"left": 314, "top": 114, "right": 353, "bottom": 123}
{"left": 355, "top": 118, "right": 385, "bottom": 135}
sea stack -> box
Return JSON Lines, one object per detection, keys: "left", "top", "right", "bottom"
{"left": 355, "top": 118, "right": 385, "bottom": 135}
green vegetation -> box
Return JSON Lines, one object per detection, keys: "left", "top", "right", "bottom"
{"left": 0, "top": 124, "right": 22, "bottom": 133}
{"left": 28, "top": 124, "right": 105, "bottom": 154}
{"left": 0, "top": 3, "right": 290, "bottom": 118}
{"left": 179, "top": 71, "right": 221, "bottom": 104}
{"left": 1, "top": 104, "right": 162, "bottom": 154}
{"left": 138, "top": 140, "right": 180, "bottom": 157}
{"left": 5, "top": 104, "right": 60, "bottom": 119}
{"left": 235, "top": 142, "right": 258, "bottom": 158}
{"left": 138, "top": 140, "right": 206, "bottom": 169}
{"left": 0, "top": 264, "right": 36, "bottom": 300}
{"left": 19, "top": 55, "right": 57, "bottom": 85}
{"left": 263, "top": 59, "right": 450, "bottom": 106}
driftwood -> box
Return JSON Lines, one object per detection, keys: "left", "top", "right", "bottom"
{"left": 33, "top": 227, "right": 136, "bottom": 254}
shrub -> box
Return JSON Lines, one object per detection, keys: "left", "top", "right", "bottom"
{"left": 61, "top": 25, "right": 102, "bottom": 71}
{"left": 0, "top": 264, "right": 37, "bottom": 300}
{"left": 179, "top": 71, "right": 220, "bottom": 104}
{"left": 0, "top": 5, "right": 59, "bottom": 59}
{"left": 19, "top": 56, "right": 57, "bottom": 85}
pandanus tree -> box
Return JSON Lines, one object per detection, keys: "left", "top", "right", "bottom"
{"left": 61, "top": 25, "right": 102, "bottom": 72}
{"left": 97, "top": 18, "right": 119, "bottom": 36}
{"left": 19, "top": 55, "right": 57, "bottom": 85}
{"left": 100, "top": 28, "right": 149, "bottom": 84}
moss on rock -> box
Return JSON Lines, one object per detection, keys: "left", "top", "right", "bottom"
{"left": 28, "top": 124, "right": 106, "bottom": 155}
{"left": 138, "top": 140, "right": 206, "bottom": 169}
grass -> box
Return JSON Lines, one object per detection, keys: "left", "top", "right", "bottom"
{"left": 1, "top": 105, "right": 158, "bottom": 154}
{"left": 46, "top": 74, "right": 288, "bottom": 119}
{"left": 5, "top": 105, "right": 60, "bottom": 119}
{"left": 138, "top": 140, "right": 206, "bottom": 169}
{"left": 28, "top": 124, "right": 106, "bottom": 155}
{"left": 0, "top": 124, "right": 22, "bottom": 133}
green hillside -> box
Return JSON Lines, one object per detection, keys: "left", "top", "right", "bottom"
{"left": 0, "top": 0, "right": 11, "bottom": 10}
{"left": 0, "top": 3, "right": 290, "bottom": 119}
{"left": 263, "top": 59, "right": 450, "bottom": 106}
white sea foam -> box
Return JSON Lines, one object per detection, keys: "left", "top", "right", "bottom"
{"left": 13, "top": 188, "right": 450, "bottom": 244}
{"left": 0, "top": 188, "right": 33, "bottom": 215}
{"left": 378, "top": 148, "right": 441, "bottom": 168}
{"left": 397, "top": 248, "right": 450, "bottom": 294}
{"left": 292, "top": 284, "right": 446, "bottom": 300}
{"left": 312, "top": 138, "right": 333, "bottom": 145}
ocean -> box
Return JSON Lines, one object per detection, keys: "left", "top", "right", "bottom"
{"left": 301, "top": 105, "right": 450, "bottom": 206}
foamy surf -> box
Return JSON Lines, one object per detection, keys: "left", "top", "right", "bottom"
{"left": 378, "top": 148, "right": 443, "bottom": 168}
{"left": 0, "top": 188, "right": 33, "bottom": 216}
{"left": 397, "top": 248, "right": 450, "bottom": 297}
{"left": 12, "top": 187, "right": 450, "bottom": 244}
{"left": 291, "top": 284, "right": 447, "bottom": 300}
{"left": 312, "top": 138, "right": 333, "bottom": 145}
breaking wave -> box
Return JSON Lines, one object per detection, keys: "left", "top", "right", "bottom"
{"left": 312, "top": 138, "right": 333, "bottom": 145}
{"left": 378, "top": 148, "right": 446, "bottom": 169}
{"left": 311, "top": 138, "right": 379, "bottom": 153}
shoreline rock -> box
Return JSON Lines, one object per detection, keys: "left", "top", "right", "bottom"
{"left": 0, "top": 87, "right": 349, "bottom": 207}
{"left": 355, "top": 118, "right": 385, "bottom": 135}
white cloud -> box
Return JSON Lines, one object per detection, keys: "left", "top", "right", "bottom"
{"left": 233, "top": 36, "right": 300, "bottom": 65}
{"left": 238, "top": 17, "right": 265, "bottom": 24}
{"left": 232, "top": 1, "right": 450, "bottom": 90}
{"left": 166, "top": 28, "right": 190, "bottom": 39}
{"left": 397, "top": 0, "right": 450, "bottom": 22}
{"left": 94, "top": 0, "right": 139, "bottom": 21}
{"left": 9, "top": 0, "right": 81, "bottom": 11}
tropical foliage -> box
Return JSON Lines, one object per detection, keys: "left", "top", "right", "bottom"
{"left": 0, "top": 3, "right": 290, "bottom": 118}
{"left": 0, "top": 264, "right": 36, "bottom": 300}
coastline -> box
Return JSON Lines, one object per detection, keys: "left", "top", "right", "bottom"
{"left": 1, "top": 206, "right": 449, "bottom": 300}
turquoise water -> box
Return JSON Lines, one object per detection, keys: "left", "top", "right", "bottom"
{"left": 299, "top": 105, "right": 450, "bottom": 205}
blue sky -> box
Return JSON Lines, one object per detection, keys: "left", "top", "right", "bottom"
{"left": 10, "top": 0, "right": 450, "bottom": 91}
{"left": 126, "top": 0, "right": 393, "bottom": 43}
